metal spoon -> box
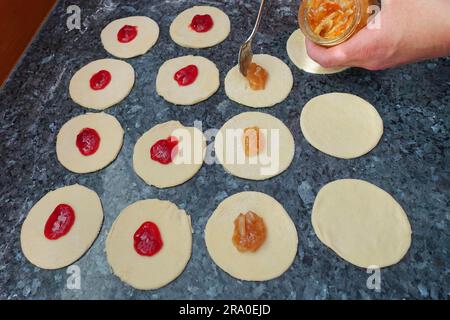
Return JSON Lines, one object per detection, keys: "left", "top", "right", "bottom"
{"left": 238, "top": 0, "right": 267, "bottom": 76}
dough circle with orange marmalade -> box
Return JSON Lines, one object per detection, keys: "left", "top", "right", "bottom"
{"left": 214, "top": 112, "right": 295, "bottom": 180}
{"left": 205, "top": 191, "right": 298, "bottom": 281}
{"left": 224, "top": 54, "right": 293, "bottom": 108}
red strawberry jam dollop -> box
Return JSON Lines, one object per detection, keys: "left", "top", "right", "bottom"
{"left": 117, "top": 25, "right": 138, "bottom": 43}
{"left": 190, "top": 14, "right": 214, "bottom": 32}
{"left": 44, "top": 204, "right": 75, "bottom": 240}
{"left": 89, "top": 70, "right": 111, "bottom": 90}
{"left": 76, "top": 128, "right": 101, "bottom": 156}
{"left": 150, "top": 136, "right": 179, "bottom": 164}
{"left": 133, "top": 221, "right": 163, "bottom": 256}
{"left": 174, "top": 65, "right": 198, "bottom": 86}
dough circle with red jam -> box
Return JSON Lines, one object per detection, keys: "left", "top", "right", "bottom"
{"left": 101, "top": 16, "right": 159, "bottom": 59}
{"left": 106, "top": 199, "right": 192, "bottom": 290}
{"left": 56, "top": 112, "right": 124, "bottom": 173}
{"left": 133, "top": 120, "right": 206, "bottom": 188}
{"left": 69, "top": 59, "right": 135, "bottom": 110}
{"left": 20, "top": 184, "right": 103, "bottom": 269}
{"left": 170, "top": 6, "right": 230, "bottom": 48}
{"left": 205, "top": 191, "right": 298, "bottom": 281}
{"left": 156, "top": 55, "right": 219, "bottom": 105}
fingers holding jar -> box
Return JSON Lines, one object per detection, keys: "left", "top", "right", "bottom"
{"left": 304, "top": 39, "right": 349, "bottom": 69}
{"left": 305, "top": 26, "right": 395, "bottom": 71}
{"left": 299, "top": 0, "right": 384, "bottom": 70}
{"left": 300, "top": 0, "right": 450, "bottom": 71}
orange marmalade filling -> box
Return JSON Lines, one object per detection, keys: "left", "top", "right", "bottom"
{"left": 245, "top": 63, "right": 268, "bottom": 90}
{"left": 306, "top": 0, "right": 356, "bottom": 39}
{"left": 232, "top": 211, "right": 267, "bottom": 253}
{"left": 242, "top": 126, "right": 264, "bottom": 157}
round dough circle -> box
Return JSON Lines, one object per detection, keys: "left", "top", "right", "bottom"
{"left": 287, "top": 29, "right": 348, "bottom": 74}
{"left": 205, "top": 191, "right": 298, "bottom": 281}
{"left": 106, "top": 199, "right": 192, "bottom": 290}
{"left": 312, "top": 179, "right": 412, "bottom": 268}
{"left": 69, "top": 59, "right": 135, "bottom": 110}
{"left": 300, "top": 93, "right": 383, "bottom": 159}
{"left": 215, "top": 112, "right": 295, "bottom": 180}
{"left": 170, "top": 6, "right": 230, "bottom": 48}
{"left": 156, "top": 55, "right": 219, "bottom": 105}
{"left": 56, "top": 112, "right": 124, "bottom": 173}
{"left": 225, "top": 54, "right": 293, "bottom": 108}
{"left": 133, "top": 120, "right": 206, "bottom": 188}
{"left": 101, "top": 16, "right": 159, "bottom": 59}
{"left": 20, "top": 184, "right": 103, "bottom": 270}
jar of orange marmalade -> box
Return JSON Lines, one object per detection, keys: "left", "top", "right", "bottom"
{"left": 298, "top": 0, "right": 378, "bottom": 47}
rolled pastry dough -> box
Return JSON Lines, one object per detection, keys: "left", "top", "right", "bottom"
{"left": 69, "top": 58, "right": 135, "bottom": 110}
{"left": 300, "top": 92, "right": 383, "bottom": 159}
{"left": 20, "top": 184, "right": 103, "bottom": 269}
{"left": 156, "top": 55, "right": 219, "bottom": 105}
{"left": 133, "top": 120, "right": 206, "bottom": 188}
{"left": 215, "top": 112, "right": 295, "bottom": 180}
{"left": 287, "top": 29, "right": 348, "bottom": 74}
{"left": 205, "top": 191, "right": 298, "bottom": 281}
{"left": 106, "top": 199, "right": 192, "bottom": 290}
{"left": 312, "top": 179, "right": 412, "bottom": 268}
{"left": 56, "top": 112, "right": 124, "bottom": 173}
{"left": 101, "top": 16, "right": 159, "bottom": 59}
{"left": 224, "top": 54, "right": 293, "bottom": 108}
{"left": 170, "top": 6, "right": 230, "bottom": 48}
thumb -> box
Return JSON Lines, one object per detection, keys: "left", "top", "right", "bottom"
{"left": 305, "top": 38, "right": 350, "bottom": 68}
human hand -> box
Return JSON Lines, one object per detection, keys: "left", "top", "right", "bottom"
{"left": 305, "top": 0, "right": 450, "bottom": 70}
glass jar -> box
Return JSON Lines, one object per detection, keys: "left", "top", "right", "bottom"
{"left": 298, "top": 0, "right": 378, "bottom": 47}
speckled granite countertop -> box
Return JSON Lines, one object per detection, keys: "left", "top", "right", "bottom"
{"left": 0, "top": 0, "right": 449, "bottom": 300}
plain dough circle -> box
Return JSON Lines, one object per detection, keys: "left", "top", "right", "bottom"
{"left": 133, "top": 120, "right": 206, "bottom": 188}
{"left": 156, "top": 55, "right": 219, "bottom": 105}
{"left": 312, "top": 179, "right": 412, "bottom": 268}
{"left": 215, "top": 112, "right": 295, "bottom": 180}
{"left": 287, "top": 29, "right": 348, "bottom": 74}
{"left": 106, "top": 199, "right": 192, "bottom": 290}
{"left": 170, "top": 6, "right": 230, "bottom": 48}
{"left": 101, "top": 16, "right": 159, "bottom": 59}
{"left": 225, "top": 54, "right": 293, "bottom": 108}
{"left": 69, "top": 59, "right": 135, "bottom": 110}
{"left": 20, "top": 184, "right": 103, "bottom": 270}
{"left": 205, "top": 191, "right": 298, "bottom": 281}
{"left": 56, "top": 112, "right": 124, "bottom": 173}
{"left": 300, "top": 93, "right": 383, "bottom": 159}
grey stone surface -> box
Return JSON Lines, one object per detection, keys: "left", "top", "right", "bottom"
{"left": 0, "top": 0, "right": 449, "bottom": 300}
